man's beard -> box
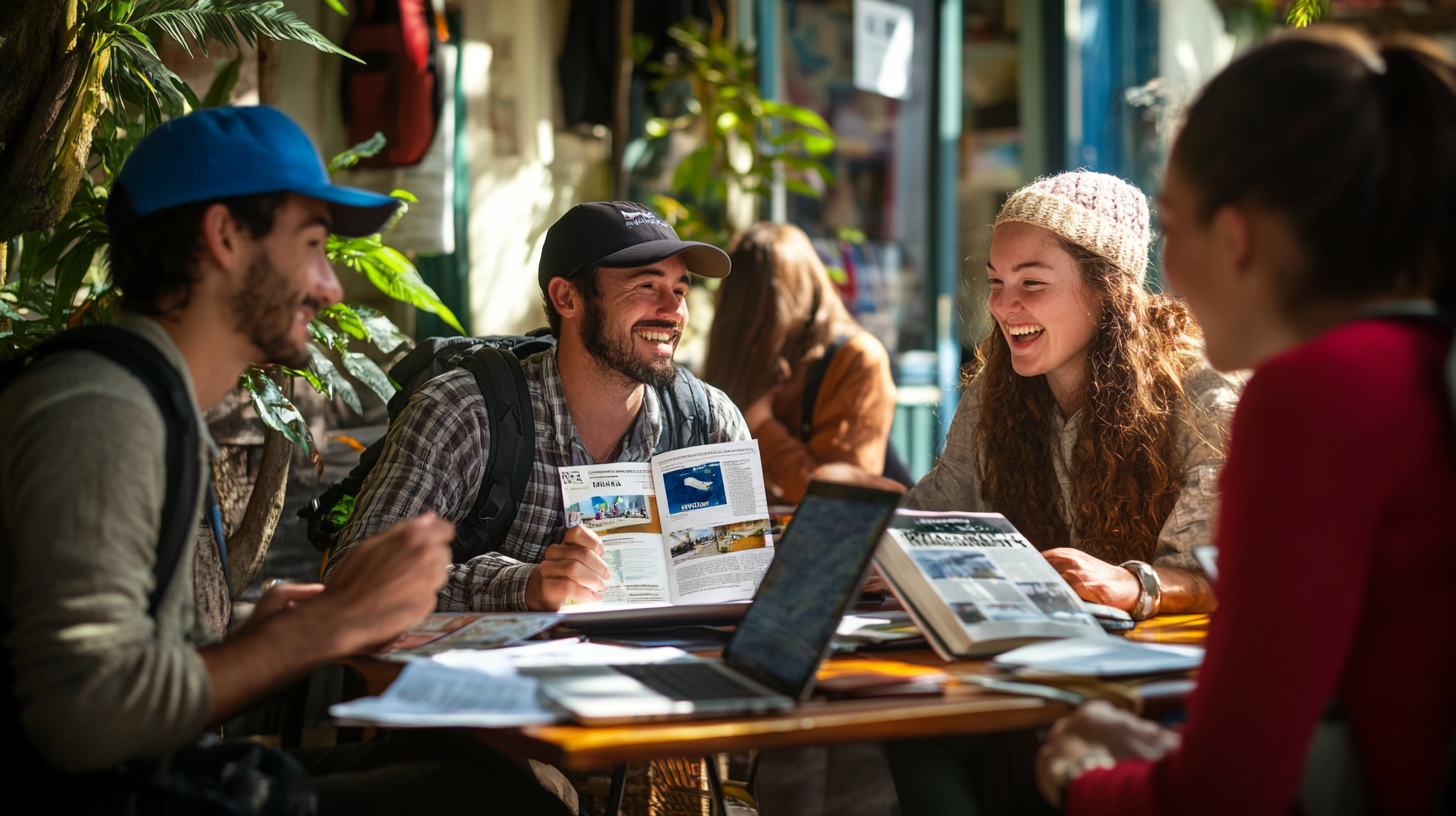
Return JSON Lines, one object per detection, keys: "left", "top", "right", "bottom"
{"left": 230, "top": 253, "right": 316, "bottom": 369}
{"left": 579, "top": 295, "right": 679, "bottom": 388}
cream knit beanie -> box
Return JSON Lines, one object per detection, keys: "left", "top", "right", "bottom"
{"left": 994, "top": 171, "right": 1151, "bottom": 284}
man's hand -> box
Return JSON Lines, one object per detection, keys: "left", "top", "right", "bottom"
{"left": 525, "top": 525, "right": 612, "bottom": 611}
{"left": 200, "top": 513, "right": 453, "bottom": 725}
{"left": 1042, "top": 547, "right": 1141, "bottom": 611}
{"left": 1036, "top": 700, "right": 1180, "bottom": 806}
{"left": 308, "top": 512, "right": 454, "bottom": 656}
{"left": 231, "top": 582, "right": 324, "bottom": 636}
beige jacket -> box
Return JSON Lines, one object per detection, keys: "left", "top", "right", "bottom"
{"left": 904, "top": 363, "right": 1244, "bottom": 571}
{"left": 0, "top": 315, "right": 213, "bottom": 772}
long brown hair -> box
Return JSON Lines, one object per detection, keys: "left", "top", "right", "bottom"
{"left": 972, "top": 238, "right": 1204, "bottom": 563}
{"left": 703, "top": 222, "right": 856, "bottom": 407}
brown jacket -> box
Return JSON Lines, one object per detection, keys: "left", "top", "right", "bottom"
{"left": 757, "top": 331, "right": 897, "bottom": 504}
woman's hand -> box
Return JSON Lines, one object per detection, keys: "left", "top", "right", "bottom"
{"left": 1042, "top": 547, "right": 1142, "bottom": 611}
{"left": 744, "top": 389, "right": 779, "bottom": 435}
{"left": 1036, "top": 700, "right": 1180, "bottom": 807}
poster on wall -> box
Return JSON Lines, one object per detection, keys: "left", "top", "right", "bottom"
{"left": 853, "top": 0, "right": 915, "bottom": 100}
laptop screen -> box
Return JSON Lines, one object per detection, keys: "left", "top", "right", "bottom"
{"left": 723, "top": 481, "right": 901, "bottom": 699}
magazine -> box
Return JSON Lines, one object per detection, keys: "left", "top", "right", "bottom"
{"left": 875, "top": 510, "right": 1106, "bottom": 659}
{"left": 556, "top": 440, "right": 775, "bottom": 611}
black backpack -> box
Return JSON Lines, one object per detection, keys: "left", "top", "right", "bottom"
{"left": 803, "top": 334, "right": 915, "bottom": 488}
{"left": 300, "top": 328, "right": 713, "bottom": 562}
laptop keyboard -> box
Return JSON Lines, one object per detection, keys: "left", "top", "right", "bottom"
{"left": 612, "top": 663, "right": 767, "bottom": 702}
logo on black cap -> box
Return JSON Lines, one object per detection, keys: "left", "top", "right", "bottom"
{"left": 619, "top": 206, "right": 669, "bottom": 230}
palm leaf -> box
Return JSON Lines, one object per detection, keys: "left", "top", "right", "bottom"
{"left": 201, "top": 53, "right": 243, "bottom": 107}
{"left": 328, "top": 132, "right": 387, "bottom": 173}
{"left": 1285, "top": 0, "right": 1328, "bottom": 26}
{"left": 132, "top": 0, "right": 360, "bottom": 62}
{"left": 108, "top": 36, "right": 192, "bottom": 119}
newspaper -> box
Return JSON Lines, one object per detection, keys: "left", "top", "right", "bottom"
{"left": 556, "top": 440, "right": 774, "bottom": 611}
{"left": 877, "top": 511, "right": 1105, "bottom": 658}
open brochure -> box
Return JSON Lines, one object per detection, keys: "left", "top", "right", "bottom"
{"left": 556, "top": 440, "right": 775, "bottom": 611}
{"left": 875, "top": 510, "right": 1105, "bottom": 660}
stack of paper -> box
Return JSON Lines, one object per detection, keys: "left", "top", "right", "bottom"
{"left": 331, "top": 639, "right": 688, "bottom": 727}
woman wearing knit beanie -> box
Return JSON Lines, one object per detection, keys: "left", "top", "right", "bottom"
{"left": 900, "top": 170, "right": 1242, "bottom": 625}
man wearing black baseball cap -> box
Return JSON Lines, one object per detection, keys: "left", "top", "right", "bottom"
{"left": 327, "top": 201, "right": 751, "bottom": 613}
{"left": 1, "top": 106, "right": 575, "bottom": 813}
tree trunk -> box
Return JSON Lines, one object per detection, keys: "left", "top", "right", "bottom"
{"left": 0, "top": 1, "right": 107, "bottom": 242}
{"left": 226, "top": 369, "right": 294, "bottom": 597}
{"left": 0, "top": 1, "right": 64, "bottom": 155}
{"left": 611, "top": 0, "right": 634, "bottom": 200}
{"left": 257, "top": 36, "right": 281, "bottom": 106}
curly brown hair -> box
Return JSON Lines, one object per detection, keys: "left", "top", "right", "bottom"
{"left": 971, "top": 238, "right": 1204, "bottom": 564}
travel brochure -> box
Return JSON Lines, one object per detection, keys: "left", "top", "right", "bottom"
{"left": 557, "top": 440, "right": 775, "bottom": 610}
{"left": 875, "top": 510, "right": 1106, "bottom": 659}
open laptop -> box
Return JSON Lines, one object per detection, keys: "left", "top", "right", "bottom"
{"left": 521, "top": 480, "right": 902, "bottom": 725}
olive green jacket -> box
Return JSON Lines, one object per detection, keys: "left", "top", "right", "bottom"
{"left": 0, "top": 315, "right": 213, "bottom": 772}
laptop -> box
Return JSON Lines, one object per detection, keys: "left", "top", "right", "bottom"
{"left": 521, "top": 480, "right": 902, "bottom": 725}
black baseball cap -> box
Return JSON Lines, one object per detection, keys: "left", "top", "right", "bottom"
{"left": 537, "top": 201, "right": 730, "bottom": 292}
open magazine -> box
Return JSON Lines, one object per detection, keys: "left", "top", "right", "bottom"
{"left": 875, "top": 510, "right": 1105, "bottom": 659}
{"left": 556, "top": 440, "right": 775, "bottom": 611}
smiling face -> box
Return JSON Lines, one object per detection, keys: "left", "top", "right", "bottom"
{"left": 986, "top": 222, "right": 1103, "bottom": 402}
{"left": 577, "top": 254, "right": 691, "bottom": 387}
{"left": 227, "top": 194, "right": 342, "bottom": 369}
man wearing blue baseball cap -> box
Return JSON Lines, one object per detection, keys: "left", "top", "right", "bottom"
{"left": 0, "top": 107, "right": 576, "bottom": 813}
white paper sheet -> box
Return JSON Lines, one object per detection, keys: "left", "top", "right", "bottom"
{"left": 329, "top": 661, "right": 562, "bottom": 727}
{"left": 431, "top": 639, "right": 690, "bottom": 672}
{"left": 330, "top": 640, "right": 691, "bottom": 727}
{"left": 993, "top": 636, "right": 1204, "bottom": 677}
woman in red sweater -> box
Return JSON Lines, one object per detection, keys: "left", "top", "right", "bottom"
{"left": 1036, "top": 28, "right": 1456, "bottom": 816}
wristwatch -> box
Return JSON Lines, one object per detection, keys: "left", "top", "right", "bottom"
{"left": 1119, "top": 560, "right": 1163, "bottom": 621}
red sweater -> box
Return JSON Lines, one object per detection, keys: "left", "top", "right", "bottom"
{"left": 1068, "top": 318, "right": 1456, "bottom": 816}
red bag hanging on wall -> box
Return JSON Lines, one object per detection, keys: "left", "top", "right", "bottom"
{"left": 341, "top": 0, "right": 439, "bottom": 167}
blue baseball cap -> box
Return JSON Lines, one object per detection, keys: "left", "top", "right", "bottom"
{"left": 108, "top": 106, "right": 399, "bottom": 237}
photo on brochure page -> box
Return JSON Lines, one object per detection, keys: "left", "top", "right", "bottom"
{"left": 564, "top": 493, "right": 657, "bottom": 534}
{"left": 661, "top": 461, "right": 729, "bottom": 514}
{"left": 668, "top": 519, "right": 771, "bottom": 564}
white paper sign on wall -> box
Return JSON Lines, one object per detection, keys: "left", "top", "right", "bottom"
{"left": 853, "top": 0, "right": 915, "bottom": 100}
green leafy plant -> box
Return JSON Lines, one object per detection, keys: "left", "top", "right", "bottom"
{"left": 642, "top": 18, "right": 837, "bottom": 247}
{"left": 0, "top": 1, "right": 360, "bottom": 242}
{"left": 1285, "top": 0, "right": 1328, "bottom": 27}
{"left": 1, "top": 2, "right": 465, "bottom": 467}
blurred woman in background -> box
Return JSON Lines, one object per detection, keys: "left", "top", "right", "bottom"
{"left": 703, "top": 222, "right": 903, "bottom": 505}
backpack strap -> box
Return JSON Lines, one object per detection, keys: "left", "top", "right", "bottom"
{"left": 2, "top": 326, "right": 202, "bottom": 616}
{"left": 457, "top": 346, "right": 534, "bottom": 563}
{"left": 654, "top": 367, "right": 712, "bottom": 451}
{"left": 802, "top": 334, "right": 851, "bottom": 442}
{"left": 1, "top": 326, "right": 200, "bottom": 780}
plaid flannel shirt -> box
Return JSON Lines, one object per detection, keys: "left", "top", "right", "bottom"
{"left": 325, "top": 346, "right": 750, "bottom": 611}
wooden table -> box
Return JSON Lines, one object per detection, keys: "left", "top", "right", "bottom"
{"left": 350, "top": 614, "right": 1206, "bottom": 771}
{"left": 347, "top": 614, "right": 1206, "bottom": 814}
{"left": 466, "top": 614, "right": 1207, "bottom": 771}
